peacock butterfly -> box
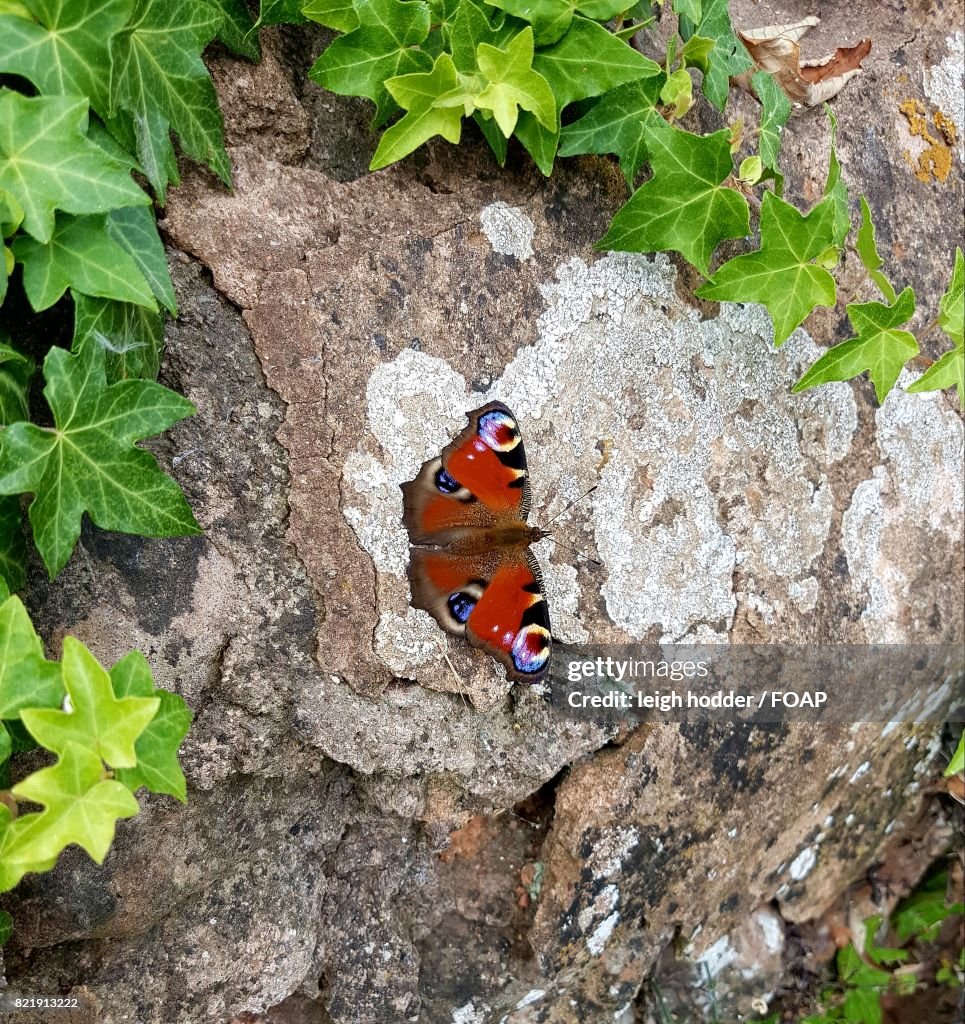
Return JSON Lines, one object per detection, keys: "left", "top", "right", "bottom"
{"left": 401, "top": 401, "right": 552, "bottom": 685}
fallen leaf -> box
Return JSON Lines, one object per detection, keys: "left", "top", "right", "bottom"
{"left": 739, "top": 17, "right": 871, "bottom": 106}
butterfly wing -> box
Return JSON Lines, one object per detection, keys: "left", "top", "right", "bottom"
{"left": 400, "top": 401, "right": 531, "bottom": 546}
{"left": 406, "top": 548, "right": 551, "bottom": 684}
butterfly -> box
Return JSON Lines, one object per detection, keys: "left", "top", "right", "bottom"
{"left": 401, "top": 401, "right": 552, "bottom": 685}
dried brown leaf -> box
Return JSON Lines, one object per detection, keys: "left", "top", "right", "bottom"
{"left": 738, "top": 16, "right": 872, "bottom": 106}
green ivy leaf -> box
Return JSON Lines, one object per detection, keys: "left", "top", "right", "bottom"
{"left": 679, "top": 33, "right": 713, "bottom": 73}
{"left": 370, "top": 53, "right": 464, "bottom": 169}
{"left": 106, "top": 205, "right": 177, "bottom": 315}
{"left": 441, "top": 0, "right": 495, "bottom": 73}
{"left": 907, "top": 248, "right": 964, "bottom": 408}
{"left": 0, "top": 497, "right": 26, "bottom": 593}
{"left": 698, "top": 192, "right": 837, "bottom": 342}
{"left": 513, "top": 111, "right": 558, "bottom": 174}
{"left": 0, "top": 91, "right": 150, "bottom": 244}
{"left": 0, "top": 595, "right": 63, "bottom": 719}
{"left": 837, "top": 943, "right": 889, "bottom": 1024}
{"left": 558, "top": 76, "right": 663, "bottom": 185}
{"left": 692, "top": 0, "right": 751, "bottom": 109}
{"left": 474, "top": 110, "right": 508, "bottom": 164}
{"left": 2, "top": 741, "right": 139, "bottom": 888}
{"left": 0, "top": 0, "right": 132, "bottom": 118}
{"left": 308, "top": 0, "right": 433, "bottom": 125}
{"left": 257, "top": 0, "right": 308, "bottom": 25}
{"left": 794, "top": 288, "right": 918, "bottom": 403}
{"left": 0, "top": 341, "right": 199, "bottom": 579}
{"left": 533, "top": 16, "right": 661, "bottom": 114}
{"left": 215, "top": 0, "right": 262, "bottom": 59}
{"left": 937, "top": 246, "right": 964, "bottom": 345}
{"left": 475, "top": 27, "right": 556, "bottom": 137}
{"left": 483, "top": 0, "right": 625, "bottom": 46}
{"left": 0, "top": 342, "right": 32, "bottom": 426}
{"left": 945, "top": 733, "right": 965, "bottom": 777}
{"left": 751, "top": 71, "right": 790, "bottom": 171}
{"left": 20, "top": 636, "right": 158, "bottom": 767}
{"left": 12, "top": 212, "right": 157, "bottom": 312}
{"left": 855, "top": 196, "right": 897, "bottom": 304}
{"left": 0, "top": 724, "right": 10, "bottom": 765}
{"left": 600, "top": 121, "right": 750, "bottom": 275}
{"left": 823, "top": 106, "right": 850, "bottom": 247}
{"left": 73, "top": 293, "right": 165, "bottom": 383}
{"left": 303, "top": 0, "right": 360, "bottom": 31}
{"left": 110, "top": 651, "right": 191, "bottom": 802}
{"left": 673, "top": 0, "right": 701, "bottom": 23}
{"left": 110, "top": 0, "right": 230, "bottom": 200}
{"left": 893, "top": 871, "right": 964, "bottom": 943}
{"left": 660, "top": 67, "right": 693, "bottom": 119}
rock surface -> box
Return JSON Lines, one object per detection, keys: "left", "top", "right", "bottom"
{"left": 5, "top": 3, "right": 964, "bottom": 1022}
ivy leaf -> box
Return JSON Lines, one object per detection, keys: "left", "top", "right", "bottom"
{"left": 308, "top": 0, "right": 433, "bottom": 125}
{"left": 0, "top": 341, "right": 199, "bottom": 579}
{"left": 475, "top": 27, "right": 556, "bottom": 137}
{"left": 257, "top": 0, "right": 308, "bottom": 25}
{"left": 444, "top": 0, "right": 499, "bottom": 73}
{"left": 483, "top": 0, "right": 626, "bottom": 46}
{"left": 0, "top": 342, "right": 32, "bottom": 426}
{"left": 823, "top": 105, "right": 850, "bottom": 247}
{"left": 110, "top": 0, "right": 230, "bottom": 200}
{"left": 751, "top": 70, "right": 790, "bottom": 171}
{"left": 12, "top": 212, "right": 157, "bottom": 312}
{"left": 73, "top": 293, "right": 165, "bottom": 383}
{"left": 0, "top": 0, "right": 132, "bottom": 118}
{"left": 558, "top": 76, "right": 663, "bottom": 185}
{"left": 693, "top": 0, "right": 751, "bottom": 109}
{"left": 303, "top": 0, "right": 360, "bottom": 31}
{"left": 513, "top": 111, "right": 559, "bottom": 175}
{"left": 0, "top": 595, "right": 63, "bottom": 719}
{"left": 0, "top": 91, "right": 150, "bottom": 244}
{"left": 106, "top": 206, "right": 177, "bottom": 315}
{"left": 660, "top": 67, "right": 694, "bottom": 119}
{"left": 474, "top": 111, "right": 508, "bottom": 165}
{"left": 370, "top": 53, "right": 464, "bottom": 169}
{"left": 2, "top": 741, "right": 140, "bottom": 886}
{"left": 936, "top": 246, "right": 964, "bottom": 345}
{"left": 856, "top": 196, "right": 897, "bottom": 304}
{"left": 20, "top": 636, "right": 158, "bottom": 768}
{"left": 0, "top": 498, "right": 26, "bottom": 593}
{"left": 215, "top": 0, "right": 262, "bottom": 59}
{"left": 673, "top": 0, "right": 701, "bottom": 23}
{"left": 837, "top": 944, "right": 890, "bottom": 1024}
{"left": 794, "top": 288, "right": 918, "bottom": 403}
{"left": 697, "top": 192, "right": 837, "bottom": 342}
{"left": 908, "top": 248, "right": 964, "bottom": 408}
{"left": 517, "top": 17, "right": 660, "bottom": 174}
{"left": 110, "top": 651, "right": 192, "bottom": 802}
{"left": 600, "top": 121, "right": 750, "bottom": 275}
{"left": 533, "top": 17, "right": 661, "bottom": 114}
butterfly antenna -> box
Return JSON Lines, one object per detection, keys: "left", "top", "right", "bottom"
{"left": 545, "top": 536, "right": 602, "bottom": 568}
{"left": 540, "top": 485, "right": 598, "bottom": 530}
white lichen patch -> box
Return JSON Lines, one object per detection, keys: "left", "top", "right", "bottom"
{"left": 586, "top": 825, "right": 640, "bottom": 879}
{"left": 789, "top": 845, "right": 817, "bottom": 881}
{"left": 345, "top": 252, "right": 862, "bottom": 680}
{"left": 924, "top": 31, "right": 965, "bottom": 159}
{"left": 480, "top": 202, "right": 535, "bottom": 259}
{"left": 843, "top": 377, "right": 964, "bottom": 641}
{"left": 578, "top": 883, "right": 620, "bottom": 955}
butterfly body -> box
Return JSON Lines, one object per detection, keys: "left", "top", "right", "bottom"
{"left": 401, "top": 402, "right": 552, "bottom": 685}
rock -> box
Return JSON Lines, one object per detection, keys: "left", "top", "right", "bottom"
{"left": 6, "top": 8, "right": 963, "bottom": 1024}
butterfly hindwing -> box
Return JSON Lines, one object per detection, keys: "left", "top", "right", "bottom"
{"left": 406, "top": 548, "right": 551, "bottom": 684}
{"left": 401, "top": 402, "right": 551, "bottom": 686}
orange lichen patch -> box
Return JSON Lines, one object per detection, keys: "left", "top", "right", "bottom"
{"left": 899, "top": 98, "right": 954, "bottom": 183}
